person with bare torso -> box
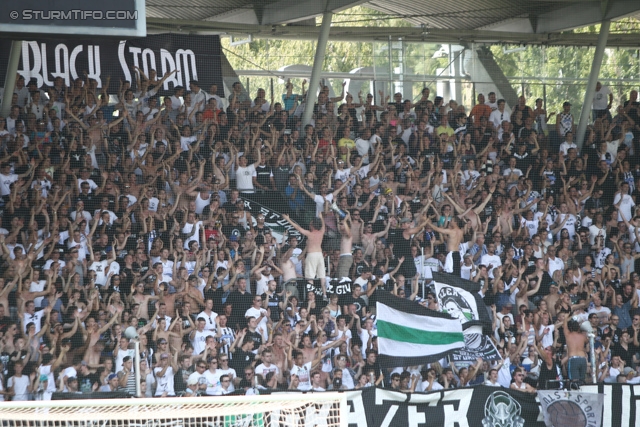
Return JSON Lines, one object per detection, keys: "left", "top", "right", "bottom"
{"left": 563, "top": 315, "right": 588, "bottom": 383}
{"left": 427, "top": 217, "right": 465, "bottom": 277}
{"left": 282, "top": 213, "right": 326, "bottom": 282}
{"left": 336, "top": 212, "right": 353, "bottom": 279}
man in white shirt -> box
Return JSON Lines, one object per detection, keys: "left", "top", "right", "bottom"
{"left": 198, "top": 299, "right": 218, "bottom": 332}
{"left": 235, "top": 150, "right": 261, "bottom": 194}
{"left": 502, "top": 157, "right": 522, "bottom": 184}
{"left": 205, "top": 84, "right": 225, "bottom": 110}
{"left": 0, "top": 162, "right": 32, "bottom": 198}
{"left": 614, "top": 182, "right": 635, "bottom": 222}
{"left": 559, "top": 132, "right": 577, "bottom": 159}
{"left": 592, "top": 81, "right": 613, "bottom": 121}
{"left": 546, "top": 246, "right": 564, "bottom": 278}
{"left": 485, "top": 368, "right": 502, "bottom": 387}
{"left": 153, "top": 353, "right": 176, "bottom": 396}
{"left": 489, "top": 99, "right": 510, "bottom": 139}
{"left": 169, "top": 86, "right": 184, "bottom": 111}
{"left": 189, "top": 81, "right": 206, "bottom": 112}
{"left": 480, "top": 243, "right": 502, "bottom": 279}
{"left": 355, "top": 128, "right": 373, "bottom": 161}
{"left": 7, "top": 360, "right": 31, "bottom": 400}
{"left": 369, "top": 124, "right": 384, "bottom": 149}
{"left": 310, "top": 371, "right": 326, "bottom": 391}
{"left": 190, "top": 318, "right": 215, "bottom": 355}
{"left": 255, "top": 349, "right": 280, "bottom": 381}
{"left": 6, "top": 105, "right": 24, "bottom": 135}
{"left": 290, "top": 350, "right": 316, "bottom": 391}
{"left": 588, "top": 293, "right": 611, "bottom": 331}
{"left": 485, "top": 92, "right": 499, "bottom": 111}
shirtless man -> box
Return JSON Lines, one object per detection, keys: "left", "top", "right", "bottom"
{"left": 82, "top": 310, "right": 121, "bottom": 365}
{"left": 129, "top": 282, "right": 160, "bottom": 321}
{"left": 361, "top": 218, "right": 391, "bottom": 258}
{"left": 0, "top": 277, "right": 18, "bottom": 314}
{"left": 564, "top": 315, "right": 589, "bottom": 384}
{"left": 444, "top": 186, "right": 494, "bottom": 231}
{"left": 282, "top": 213, "right": 325, "bottom": 283}
{"left": 299, "top": 335, "right": 317, "bottom": 365}
{"left": 67, "top": 108, "right": 127, "bottom": 148}
{"left": 270, "top": 333, "right": 288, "bottom": 374}
{"left": 337, "top": 212, "right": 353, "bottom": 279}
{"left": 427, "top": 217, "right": 465, "bottom": 277}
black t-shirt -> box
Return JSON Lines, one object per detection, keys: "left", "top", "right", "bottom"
{"left": 222, "top": 201, "right": 238, "bottom": 213}
{"left": 0, "top": 315, "right": 11, "bottom": 335}
{"left": 221, "top": 224, "right": 246, "bottom": 241}
{"left": 612, "top": 342, "right": 635, "bottom": 367}
{"left": 532, "top": 272, "right": 554, "bottom": 298}
{"left": 78, "top": 372, "right": 101, "bottom": 393}
{"left": 230, "top": 348, "right": 255, "bottom": 374}
{"left": 246, "top": 330, "right": 263, "bottom": 350}
{"left": 262, "top": 292, "right": 282, "bottom": 322}
{"left": 227, "top": 290, "right": 253, "bottom": 329}
{"left": 255, "top": 165, "right": 273, "bottom": 189}
{"left": 341, "top": 294, "right": 367, "bottom": 317}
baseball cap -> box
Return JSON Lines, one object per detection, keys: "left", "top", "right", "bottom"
{"left": 399, "top": 217, "right": 412, "bottom": 224}
{"left": 229, "top": 235, "right": 238, "bottom": 242}
{"left": 187, "top": 377, "right": 199, "bottom": 386}
{"left": 67, "top": 376, "right": 78, "bottom": 383}
{"left": 563, "top": 101, "right": 571, "bottom": 106}
{"left": 160, "top": 353, "right": 169, "bottom": 359}
{"left": 107, "top": 373, "right": 118, "bottom": 381}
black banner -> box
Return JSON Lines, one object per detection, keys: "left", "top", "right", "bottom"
{"left": 0, "top": 34, "right": 224, "bottom": 96}
{"left": 241, "top": 196, "right": 306, "bottom": 244}
{"left": 345, "top": 386, "right": 544, "bottom": 427}
{"left": 341, "top": 384, "right": 637, "bottom": 427}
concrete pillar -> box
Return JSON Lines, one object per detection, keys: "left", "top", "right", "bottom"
{"left": 1, "top": 40, "right": 22, "bottom": 118}
{"left": 576, "top": 20, "right": 610, "bottom": 150}
{"left": 302, "top": 11, "right": 333, "bottom": 127}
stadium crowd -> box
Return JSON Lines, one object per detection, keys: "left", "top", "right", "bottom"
{"left": 0, "top": 70, "right": 639, "bottom": 401}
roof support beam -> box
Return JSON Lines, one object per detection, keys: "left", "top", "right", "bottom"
{"left": 259, "top": 0, "right": 364, "bottom": 25}
{"left": 145, "top": 18, "right": 640, "bottom": 47}
{"left": 1, "top": 40, "right": 21, "bottom": 118}
{"left": 534, "top": 0, "right": 638, "bottom": 33}
{"left": 576, "top": 20, "right": 610, "bottom": 150}
{"left": 302, "top": 11, "right": 333, "bottom": 127}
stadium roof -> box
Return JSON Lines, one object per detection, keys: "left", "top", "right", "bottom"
{"left": 145, "top": 0, "right": 640, "bottom": 46}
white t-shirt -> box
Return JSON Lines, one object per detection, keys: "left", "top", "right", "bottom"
{"left": 197, "top": 310, "right": 218, "bottom": 331}
{"left": 153, "top": 366, "right": 176, "bottom": 396}
{"left": 245, "top": 307, "right": 269, "bottom": 341}
{"left": 502, "top": 168, "right": 523, "bottom": 179}
{"left": 613, "top": 193, "right": 635, "bottom": 222}
{"left": 89, "top": 260, "right": 110, "bottom": 286}
{"left": 480, "top": 254, "right": 502, "bottom": 278}
{"left": 39, "top": 365, "right": 56, "bottom": 393}
{"left": 8, "top": 375, "right": 30, "bottom": 400}
{"left": 556, "top": 213, "right": 577, "bottom": 239}
{"left": 0, "top": 173, "right": 18, "bottom": 196}
{"left": 593, "top": 85, "right": 612, "bottom": 110}
{"left": 30, "top": 279, "right": 47, "bottom": 308}
{"left": 182, "top": 221, "right": 203, "bottom": 250}
{"left": 77, "top": 178, "right": 98, "bottom": 193}
{"left": 23, "top": 310, "right": 45, "bottom": 334}
{"left": 191, "top": 329, "right": 215, "bottom": 355}
{"left": 255, "top": 363, "right": 280, "bottom": 380}
{"left": 547, "top": 257, "right": 565, "bottom": 278}
{"left": 290, "top": 362, "right": 313, "bottom": 391}
{"left": 559, "top": 141, "right": 577, "bottom": 157}
{"left": 204, "top": 369, "right": 220, "bottom": 395}
{"left": 236, "top": 164, "right": 256, "bottom": 193}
